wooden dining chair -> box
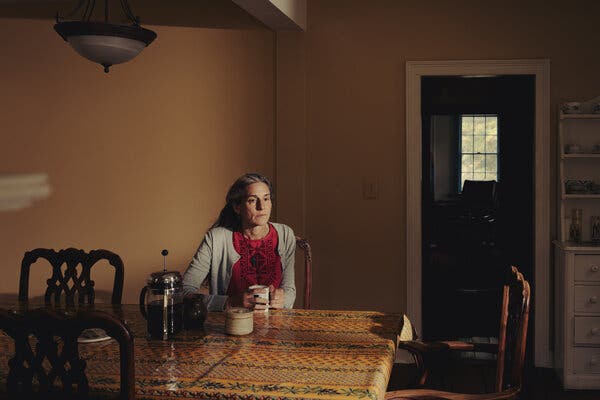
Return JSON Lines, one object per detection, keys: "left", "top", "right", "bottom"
{"left": 0, "top": 308, "right": 135, "bottom": 399}
{"left": 295, "top": 235, "right": 313, "bottom": 309}
{"left": 19, "top": 248, "right": 124, "bottom": 305}
{"left": 388, "top": 266, "right": 530, "bottom": 400}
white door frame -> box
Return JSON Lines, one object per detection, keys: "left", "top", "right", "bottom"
{"left": 405, "top": 59, "right": 551, "bottom": 368}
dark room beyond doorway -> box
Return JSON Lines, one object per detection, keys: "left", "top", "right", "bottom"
{"left": 421, "top": 75, "right": 535, "bottom": 341}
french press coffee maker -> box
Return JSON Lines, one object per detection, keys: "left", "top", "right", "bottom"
{"left": 139, "top": 250, "right": 184, "bottom": 340}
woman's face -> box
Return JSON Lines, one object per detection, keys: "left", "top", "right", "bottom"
{"left": 234, "top": 182, "right": 272, "bottom": 229}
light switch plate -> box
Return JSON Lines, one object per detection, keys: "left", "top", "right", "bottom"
{"left": 363, "top": 179, "right": 378, "bottom": 200}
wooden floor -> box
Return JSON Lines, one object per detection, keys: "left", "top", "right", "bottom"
{"left": 387, "top": 363, "right": 600, "bottom": 400}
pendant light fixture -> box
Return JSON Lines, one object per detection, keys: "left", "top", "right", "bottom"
{"left": 54, "top": 0, "right": 157, "bottom": 73}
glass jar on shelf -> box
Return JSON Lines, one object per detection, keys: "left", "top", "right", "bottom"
{"left": 569, "top": 208, "right": 583, "bottom": 243}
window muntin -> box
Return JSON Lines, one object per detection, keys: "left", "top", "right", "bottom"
{"left": 460, "top": 114, "right": 498, "bottom": 190}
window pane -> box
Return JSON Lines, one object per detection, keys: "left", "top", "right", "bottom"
{"left": 486, "top": 155, "right": 497, "bottom": 172}
{"left": 473, "top": 155, "right": 485, "bottom": 172}
{"left": 485, "top": 172, "right": 498, "bottom": 181}
{"left": 462, "top": 116, "right": 473, "bottom": 134}
{"left": 462, "top": 154, "right": 473, "bottom": 172}
{"left": 462, "top": 135, "right": 473, "bottom": 153}
{"left": 474, "top": 117, "right": 485, "bottom": 135}
{"left": 485, "top": 135, "right": 497, "bottom": 153}
{"left": 485, "top": 172, "right": 497, "bottom": 181}
{"left": 460, "top": 113, "right": 499, "bottom": 191}
{"left": 486, "top": 117, "right": 497, "bottom": 135}
{"left": 474, "top": 135, "right": 485, "bottom": 153}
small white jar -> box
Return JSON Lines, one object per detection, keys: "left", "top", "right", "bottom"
{"left": 225, "top": 307, "right": 253, "bottom": 335}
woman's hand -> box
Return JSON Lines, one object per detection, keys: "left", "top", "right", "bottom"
{"left": 269, "top": 285, "right": 285, "bottom": 309}
{"left": 228, "top": 286, "right": 283, "bottom": 310}
{"left": 227, "top": 291, "right": 256, "bottom": 309}
{"left": 250, "top": 287, "right": 269, "bottom": 311}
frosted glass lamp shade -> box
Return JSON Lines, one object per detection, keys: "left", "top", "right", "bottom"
{"left": 55, "top": 21, "right": 156, "bottom": 72}
{"left": 68, "top": 35, "right": 146, "bottom": 67}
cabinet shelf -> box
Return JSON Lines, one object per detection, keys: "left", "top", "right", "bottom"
{"left": 559, "top": 108, "right": 600, "bottom": 240}
{"left": 554, "top": 240, "right": 600, "bottom": 251}
{"left": 563, "top": 194, "right": 600, "bottom": 199}
{"left": 562, "top": 153, "right": 600, "bottom": 159}
{"left": 560, "top": 113, "right": 600, "bottom": 119}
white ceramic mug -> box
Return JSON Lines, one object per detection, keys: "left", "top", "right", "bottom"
{"left": 248, "top": 284, "right": 269, "bottom": 312}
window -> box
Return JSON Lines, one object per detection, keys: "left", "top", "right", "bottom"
{"left": 460, "top": 114, "right": 498, "bottom": 190}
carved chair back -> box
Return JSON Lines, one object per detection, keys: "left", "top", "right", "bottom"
{"left": 295, "top": 236, "right": 313, "bottom": 309}
{"left": 0, "top": 308, "right": 134, "bottom": 399}
{"left": 495, "top": 266, "right": 530, "bottom": 392}
{"left": 19, "top": 248, "right": 124, "bottom": 306}
{"left": 388, "top": 267, "right": 530, "bottom": 400}
{"left": 461, "top": 179, "right": 498, "bottom": 208}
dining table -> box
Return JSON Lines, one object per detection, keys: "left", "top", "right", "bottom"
{"left": 0, "top": 303, "right": 403, "bottom": 400}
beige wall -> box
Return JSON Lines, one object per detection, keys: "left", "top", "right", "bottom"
{"left": 4, "top": 0, "right": 600, "bottom": 314}
{"left": 277, "top": 0, "right": 600, "bottom": 312}
{"left": 0, "top": 18, "right": 275, "bottom": 304}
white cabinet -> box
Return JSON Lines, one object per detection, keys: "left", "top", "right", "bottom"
{"left": 554, "top": 243, "right": 600, "bottom": 389}
{"left": 554, "top": 110, "right": 600, "bottom": 389}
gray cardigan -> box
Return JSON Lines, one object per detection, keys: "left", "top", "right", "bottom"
{"left": 182, "top": 222, "right": 296, "bottom": 311}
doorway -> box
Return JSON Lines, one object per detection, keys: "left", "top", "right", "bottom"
{"left": 404, "top": 60, "right": 551, "bottom": 367}
{"left": 421, "top": 75, "right": 534, "bottom": 340}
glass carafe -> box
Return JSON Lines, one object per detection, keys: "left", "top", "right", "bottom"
{"left": 139, "top": 269, "right": 184, "bottom": 340}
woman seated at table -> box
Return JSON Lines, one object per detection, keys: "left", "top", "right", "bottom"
{"left": 182, "top": 173, "right": 296, "bottom": 311}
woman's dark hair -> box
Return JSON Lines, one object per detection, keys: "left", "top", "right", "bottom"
{"left": 213, "top": 173, "right": 273, "bottom": 230}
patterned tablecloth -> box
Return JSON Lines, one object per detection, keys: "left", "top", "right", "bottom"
{"left": 0, "top": 305, "right": 402, "bottom": 400}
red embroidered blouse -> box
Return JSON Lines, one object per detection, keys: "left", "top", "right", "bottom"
{"left": 226, "top": 224, "right": 283, "bottom": 295}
